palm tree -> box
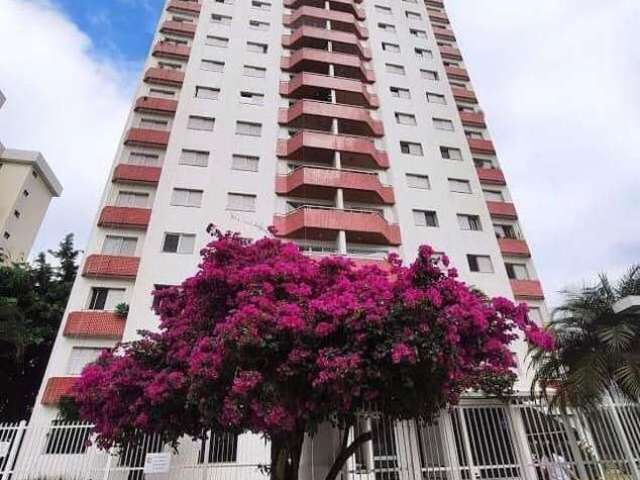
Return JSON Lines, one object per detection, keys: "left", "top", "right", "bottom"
{"left": 531, "top": 265, "right": 640, "bottom": 410}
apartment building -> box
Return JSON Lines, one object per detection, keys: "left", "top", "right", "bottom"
{"left": 30, "top": 0, "right": 550, "bottom": 472}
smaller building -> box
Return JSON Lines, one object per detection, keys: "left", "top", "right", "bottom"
{"left": 0, "top": 148, "right": 63, "bottom": 263}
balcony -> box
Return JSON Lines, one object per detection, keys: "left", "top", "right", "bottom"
{"left": 64, "top": 311, "right": 125, "bottom": 339}
{"left": 283, "top": 7, "right": 368, "bottom": 39}
{"left": 433, "top": 26, "right": 456, "bottom": 41}
{"left": 426, "top": 0, "right": 444, "bottom": 7}
{"left": 125, "top": 128, "right": 170, "bottom": 149}
{"left": 277, "top": 130, "right": 389, "bottom": 169}
{"left": 42, "top": 377, "right": 76, "bottom": 405}
{"left": 144, "top": 67, "right": 185, "bottom": 87}
{"left": 281, "top": 72, "right": 379, "bottom": 108}
{"left": 113, "top": 165, "right": 162, "bottom": 186}
{"left": 428, "top": 11, "right": 449, "bottom": 24}
{"left": 487, "top": 201, "right": 518, "bottom": 220}
{"left": 134, "top": 97, "right": 178, "bottom": 116}
{"left": 498, "top": 238, "right": 531, "bottom": 257}
{"left": 445, "top": 66, "right": 469, "bottom": 81}
{"left": 160, "top": 20, "right": 197, "bottom": 38}
{"left": 284, "top": 0, "right": 365, "bottom": 19}
{"left": 167, "top": 0, "right": 201, "bottom": 15}
{"left": 274, "top": 206, "right": 401, "bottom": 245}
{"left": 459, "top": 111, "right": 485, "bottom": 128}
{"left": 439, "top": 45, "right": 462, "bottom": 60}
{"left": 452, "top": 87, "right": 477, "bottom": 104}
{"left": 276, "top": 167, "right": 394, "bottom": 204}
{"left": 476, "top": 167, "right": 505, "bottom": 185}
{"left": 279, "top": 100, "right": 384, "bottom": 137}
{"left": 511, "top": 279, "right": 545, "bottom": 300}
{"left": 153, "top": 41, "right": 191, "bottom": 60}
{"left": 281, "top": 49, "right": 375, "bottom": 83}
{"left": 468, "top": 138, "right": 496, "bottom": 155}
{"left": 283, "top": 27, "right": 371, "bottom": 60}
{"left": 98, "top": 206, "right": 151, "bottom": 230}
{"left": 83, "top": 255, "right": 140, "bottom": 280}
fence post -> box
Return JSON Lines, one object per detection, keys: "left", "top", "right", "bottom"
{"left": 1, "top": 420, "right": 26, "bottom": 480}
{"left": 505, "top": 405, "right": 534, "bottom": 480}
{"left": 607, "top": 399, "right": 640, "bottom": 480}
{"left": 560, "top": 412, "right": 590, "bottom": 480}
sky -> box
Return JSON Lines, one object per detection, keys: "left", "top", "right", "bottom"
{"left": 0, "top": 0, "right": 639, "bottom": 306}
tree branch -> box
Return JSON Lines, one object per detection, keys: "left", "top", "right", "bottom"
{"left": 324, "top": 429, "right": 373, "bottom": 480}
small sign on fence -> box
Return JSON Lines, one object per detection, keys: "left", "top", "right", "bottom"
{"left": 143, "top": 452, "right": 171, "bottom": 474}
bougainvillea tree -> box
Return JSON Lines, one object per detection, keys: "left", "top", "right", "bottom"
{"left": 69, "top": 226, "right": 552, "bottom": 480}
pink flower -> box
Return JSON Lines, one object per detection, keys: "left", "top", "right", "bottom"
{"left": 391, "top": 343, "right": 416, "bottom": 364}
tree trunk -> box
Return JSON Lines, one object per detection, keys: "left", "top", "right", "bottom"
{"left": 324, "top": 427, "right": 373, "bottom": 480}
{"left": 270, "top": 431, "right": 305, "bottom": 480}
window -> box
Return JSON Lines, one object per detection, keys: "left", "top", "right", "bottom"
{"left": 382, "top": 42, "right": 400, "bottom": 53}
{"left": 420, "top": 69, "right": 439, "bottom": 80}
{"left": 375, "top": 5, "right": 392, "bottom": 14}
{"left": 528, "top": 307, "right": 543, "bottom": 324}
{"left": 415, "top": 48, "right": 433, "bottom": 59}
{"left": 171, "top": 188, "right": 203, "bottom": 207}
{"left": 13, "top": 210, "right": 20, "bottom": 218}
{"left": 440, "top": 146, "right": 462, "bottom": 161}
{"left": 215, "top": 0, "right": 234, "bottom": 4}
{"left": 162, "top": 233, "right": 196, "bottom": 254}
{"left": 227, "top": 193, "right": 257, "bottom": 211}
{"left": 252, "top": 0, "right": 271, "bottom": 9}
{"left": 505, "top": 262, "right": 530, "bottom": 280}
{"left": 243, "top": 65, "right": 266, "bottom": 78}
{"left": 195, "top": 86, "right": 220, "bottom": 100}
{"left": 400, "top": 141, "right": 423, "bottom": 155}
{"left": 426, "top": 92, "right": 446, "bottom": 104}
{"left": 405, "top": 11, "right": 422, "bottom": 20}
{"left": 23, "top": 189, "right": 29, "bottom": 197}
{"left": 483, "top": 189, "right": 504, "bottom": 201}
{"left": 410, "top": 29, "right": 427, "bottom": 39}
{"left": 385, "top": 63, "right": 405, "bottom": 75}
{"left": 240, "top": 91, "right": 264, "bottom": 106}
{"left": 378, "top": 22, "right": 396, "bottom": 33}
{"left": 474, "top": 158, "right": 495, "bottom": 169}
{"left": 406, "top": 173, "right": 430, "bottom": 189}
{"left": 201, "top": 59, "right": 225, "bottom": 72}
{"left": 466, "top": 130, "right": 484, "bottom": 139}
{"left": 149, "top": 87, "right": 176, "bottom": 98}
{"left": 494, "top": 223, "right": 518, "bottom": 239}
{"left": 102, "top": 235, "right": 137, "bottom": 256}
{"left": 395, "top": 112, "right": 417, "bottom": 125}
{"left": 247, "top": 41, "right": 268, "bottom": 54}
{"left": 158, "top": 61, "right": 181, "bottom": 70}
{"left": 249, "top": 20, "right": 270, "bottom": 30}
{"left": 448, "top": 178, "right": 472, "bottom": 193}
{"left": 390, "top": 86, "right": 410, "bottom": 99}
{"left": 115, "top": 191, "right": 148, "bottom": 208}
{"left": 188, "top": 115, "right": 215, "bottom": 131}
{"left": 88, "top": 287, "right": 125, "bottom": 310}
{"left": 232, "top": 154, "right": 259, "bottom": 172}
{"left": 236, "top": 121, "right": 262, "bottom": 136}
{"left": 45, "top": 420, "right": 92, "bottom": 455}
{"left": 3, "top": 232, "right": 9, "bottom": 240}
{"left": 139, "top": 117, "right": 169, "bottom": 129}
{"left": 180, "top": 149, "right": 209, "bottom": 167}
{"left": 458, "top": 214, "right": 482, "bottom": 231}
{"left": 128, "top": 152, "right": 159, "bottom": 166}
{"left": 211, "top": 14, "right": 232, "bottom": 25}
{"left": 198, "top": 431, "right": 238, "bottom": 464}
{"left": 67, "top": 347, "right": 104, "bottom": 375}
{"left": 413, "top": 210, "right": 438, "bottom": 227}
{"left": 467, "top": 254, "right": 494, "bottom": 273}
{"left": 433, "top": 118, "right": 455, "bottom": 131}
{"left": 205, "top": 36, "right": 229, "bottom": 48}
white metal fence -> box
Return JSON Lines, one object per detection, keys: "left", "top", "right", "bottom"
{"left": 2, "top": 396, "right": 639, "bottom": 480}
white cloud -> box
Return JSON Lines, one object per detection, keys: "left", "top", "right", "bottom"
{"left": 0, "top": 0, "right": 136, "bottom": 258}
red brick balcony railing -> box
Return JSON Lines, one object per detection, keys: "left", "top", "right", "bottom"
{"left": 64, "top": 311, "right": 126, "bottom": 339}
{"left": 439, "top": 45, "right": 462, "bottom": 60}
{"left": 468, "top": 138, "right": 496, "bottom": 155}
{"left": 428, "top": 11, "right": 449, "bottom": 24}
{"left": 274, "top": 206, "right": 401, "bottom": 246}
{"left": 281, "top": 49, "right": 375, "bottom": 83}
{"left": 445, "top": 66, "right": 469, "bottom": 81}
{"left": 459, "top": 111, "right": 486, "bottom": 128}
{"left": 284, "top": 0, "right": 365, "bottom": 20}
{"left": 452, "top": 87, "right": 477, "bottom": 104}
{"left": 160, "top": 20, "right": 197, "bottom": 38}
{"left": 42, "top": 377, "right": 76, "bottom": 405}
{"left": 279, "top": 100, "right": 384, "bottom": 137}
{"left": 144, "top": 67, "right": 185, "bottom": 87}
{"left": 112, "top": 165, "right": 162, "bottom": 186}
{"left": 511, "top": 279, "right": 545, "bottom": 300}
{"left": 125, "top": 128, "right": 170, "bottom": 149}
{"left": 281, "top": 72, "right": 379, "bottom": 108}
{"left": 277, "top": 130, "right": 389, "bottom": 169}
{"left": 498, "top": 238, "right": 530, "bottom": 257}
{"left": 83, "top": 255, "right": 140, "bottom": 280}
{"left": 433, "top": 25, "right": 456, "bottom": 41}
{"left": 167, "top": 0, "right": 201, "bottom": 15}
{"left": 283, "top": 27, "right": 371, "bottom": 59}
{"left": 276, "top": 166, "right": 394, "bottom": 204}
{"left": 476, "top": 167, "right": 505, "bottom": 185}
{"left": 283, "top": 7, "right": 368, "bottom": 39}
{"left": 153, "top": 41, "right": 191, "bottom": 60}
{"left": 487, "top": 201, "right": 518, "bottom": 220}
{"left": 134, "top": 97, "right": 178, "bottom": 116}
{"left": 98, "top": 206, "right": 152, "bottom": 230}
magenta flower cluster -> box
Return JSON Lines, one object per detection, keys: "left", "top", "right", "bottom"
{"left": 71, "top": 229, "right": 553, "bottom": 449}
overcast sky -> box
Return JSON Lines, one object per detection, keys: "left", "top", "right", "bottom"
{"left": 0, "top": 0, "right": 639, "bottom": 306}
